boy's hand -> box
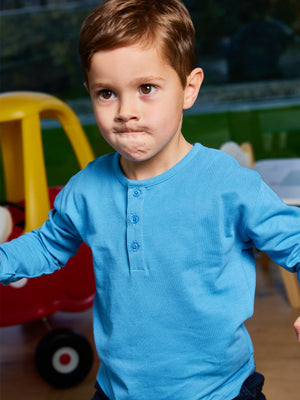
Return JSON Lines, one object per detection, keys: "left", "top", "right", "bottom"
{"left": 294, "top": 317, "right": 300, "bottom": 342}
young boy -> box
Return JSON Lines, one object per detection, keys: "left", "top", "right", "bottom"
{"left": 0, "top": 1, "right": 300, "bottom": 399}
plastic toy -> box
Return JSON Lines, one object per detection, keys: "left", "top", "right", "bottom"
{"left": 0, "top": 92, "right": 96, "bottom": 388}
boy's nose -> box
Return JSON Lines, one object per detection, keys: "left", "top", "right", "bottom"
{"left": 115, "top": 96, "right": 139, "bottom": 122}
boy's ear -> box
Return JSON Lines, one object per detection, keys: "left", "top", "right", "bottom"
{"left": 84, "top": 81, "right": 90, "bottom": 93}
{"left": 183, "top": 68, "right": 204, "bottom": 110}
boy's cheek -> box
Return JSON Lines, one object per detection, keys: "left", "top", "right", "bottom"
{"left": 93, "top": 109, "right": 110, "bottom": 128}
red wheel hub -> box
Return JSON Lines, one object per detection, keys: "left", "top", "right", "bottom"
{"left": 59, "top": 353, "right": 71, "bottom": 365}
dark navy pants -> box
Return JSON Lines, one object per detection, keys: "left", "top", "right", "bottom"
{"left": 91, "top": 371, "right": 266, "bottom": 400}
{"left": 233, "top": 372, "right": 266, "bottom": 400}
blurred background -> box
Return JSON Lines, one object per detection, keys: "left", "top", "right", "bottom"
{"left": 1, "top": 0, "right": 300, "bottom": 95}
{"left": 1, "top": 0, "right": 300, "bottom": 197}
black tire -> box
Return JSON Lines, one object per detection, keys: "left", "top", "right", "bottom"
{"left": 35, "top": 328, "right": 93, "bottom": 388}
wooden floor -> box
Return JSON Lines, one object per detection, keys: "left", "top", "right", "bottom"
{"left": 0, "top": 259, "right": 299, "bottom": 400}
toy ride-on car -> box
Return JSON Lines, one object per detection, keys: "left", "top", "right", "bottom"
{"left": 0, "top": 91, "right": 96, "bottom": 388}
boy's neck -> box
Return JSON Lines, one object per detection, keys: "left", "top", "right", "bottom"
{"left": 119, "top": 137, "right": 193, "bottom": 181}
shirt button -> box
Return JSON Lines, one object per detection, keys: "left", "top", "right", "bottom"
{"left": 130, "top": 241, "right": 140, "bottom": 251}
{"left": 131, "top": 215, "right": 139, "bottom": 224}
{"left": 133, "top": 188, "right": 141, "bottom": 197}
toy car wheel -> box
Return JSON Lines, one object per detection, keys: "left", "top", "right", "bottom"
{"left": 35, "top": 328, "right": 93, "bottom": 388}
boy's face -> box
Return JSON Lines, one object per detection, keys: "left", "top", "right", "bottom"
{"left": 86, "top": 44, "right": 202, "bottom": 179}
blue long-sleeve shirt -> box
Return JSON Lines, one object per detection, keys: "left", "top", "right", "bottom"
{"left": 1, "top": 143, "right": 300, "bottom": 399}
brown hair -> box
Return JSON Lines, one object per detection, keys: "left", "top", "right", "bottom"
{"left": 78, "top": 0, "right": 195, "bottom": 87}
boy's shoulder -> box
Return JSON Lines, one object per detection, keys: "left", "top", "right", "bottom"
{"left": 61, "top": 152, "right": 117, "bottom": 194}
{"left": 73, "top": 151, "right": 116, "bottom": 180}
{"left": 194, "top": 144, "right": 262, "bottom": 194}
{"left": 84, "top": 151, "right": 116, "bottom": 171}
{"left": 195, "top": 143, "right": 255, "bottom": 174}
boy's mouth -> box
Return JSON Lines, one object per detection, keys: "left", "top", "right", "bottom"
{"left": 114, "top": 126, "right": 147, "bottom": 135}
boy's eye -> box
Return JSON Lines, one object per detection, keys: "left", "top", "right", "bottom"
{"left": 99, "top": 89, "right": 114, "bottom": 99}
{"left": 140, "top": 84, "right": 155, "bottom": 95}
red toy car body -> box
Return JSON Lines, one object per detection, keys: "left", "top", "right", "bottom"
{"left": 0, "top": 92, "right": 97, "bottom": 388}
{"left": 0, "top": 187, "right": 95, "bottom": 328}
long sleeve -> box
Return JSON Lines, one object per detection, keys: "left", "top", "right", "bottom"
{"left": 245, "top": 179, "right": 300, "bottom": 280}
{"left": 0, "top": 184, "right": 83, "bottom": 286}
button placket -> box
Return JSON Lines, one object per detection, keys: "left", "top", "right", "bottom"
{"left": 127, "top": 187, "right": 145, "bottom": 271}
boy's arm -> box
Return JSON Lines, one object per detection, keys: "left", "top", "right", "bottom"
{"left": 294, "top": 317, "right": 300, "bottom": 342}
{"left": 246, "top": 180, "right": 300, "bottom": 280}
{"left": 0, "top": 207, "right": 82, "bottom": 285}
{"left": 244, "top": 179, "right": 300, "bottom": 342}
{"left": 0, "top": 183, "right": 83, "bottom": 285}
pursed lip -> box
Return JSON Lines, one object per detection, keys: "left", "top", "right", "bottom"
{"left": 113, "top": 126, "right": 147, "bottom": 134}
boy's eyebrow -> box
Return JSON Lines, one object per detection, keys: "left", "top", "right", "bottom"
{"left": 90, "top": 75, "right": 167, "bottom": 90}
{"left": 132, "top": 75, "right": 167, "bottom": 84}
